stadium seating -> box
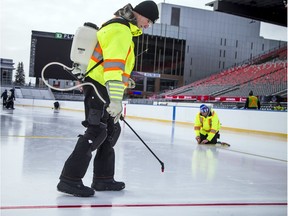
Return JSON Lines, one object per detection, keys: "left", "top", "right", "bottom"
{"left": 160, "top": 46, "right": 287, "bottom": 98}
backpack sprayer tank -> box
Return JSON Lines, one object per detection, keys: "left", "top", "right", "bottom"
{"left": 40, "top": 22, "right": 106, "bottom": 104}
{"left": 70, "top": 22, "right": 99, "bottom": 79}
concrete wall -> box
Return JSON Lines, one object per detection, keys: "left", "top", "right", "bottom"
{"left": 14, "top": 99, "right": 287, "bottom": 135}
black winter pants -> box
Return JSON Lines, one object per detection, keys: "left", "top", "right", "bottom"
{"left": 60, "top": 78, "right": 121, "bottom": 182}
{"left": 200, "top": 131, "right": 219, "bottom": 144}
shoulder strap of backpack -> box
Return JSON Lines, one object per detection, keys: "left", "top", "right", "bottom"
{"left": 101, "top": 17, "right": 130, "bottom": 29}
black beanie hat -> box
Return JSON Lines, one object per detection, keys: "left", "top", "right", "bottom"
{"left": 133, "top": 1, "right": 159, "bottom": 23}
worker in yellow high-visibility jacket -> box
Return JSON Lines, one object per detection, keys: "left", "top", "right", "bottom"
{"left": 57, "top": 1, "right": 159, "bottom": 197}
{"left": 194, "top": 104, "right": 221, "bottom": 144}
{"left": 244, "top": 90, "right": 261, "bottom": 110}
{"left": 273, "top": 102, "right": 285, "bottom": 111}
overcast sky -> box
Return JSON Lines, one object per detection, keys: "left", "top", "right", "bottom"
{"left": 1, "top": 0, "right": 287, "bottom": 82}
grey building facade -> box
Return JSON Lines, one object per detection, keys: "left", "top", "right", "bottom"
{"left": 0, "top": 58, "right": 14, "bottom": 86}
{"left": 144, "top": 3, "right": 286, "bottom": 86}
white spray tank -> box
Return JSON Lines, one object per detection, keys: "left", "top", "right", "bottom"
{"left": 70, "top": 22, "right": 99, "bottom": 79}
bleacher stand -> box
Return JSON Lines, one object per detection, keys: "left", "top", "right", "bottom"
{"left": 159, "top": 46, "right": 287, "bottom": 102}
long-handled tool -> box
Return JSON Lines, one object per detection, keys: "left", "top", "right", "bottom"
{"left": 120, "top": 116, "right": 165, "bottom": 172}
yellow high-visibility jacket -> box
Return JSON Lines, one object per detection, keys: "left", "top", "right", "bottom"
{"left": 86, "top": 19, "right": 142, "bottom": 88}
{"left": 194, "top": 110, "right": 221, "bottom": 141}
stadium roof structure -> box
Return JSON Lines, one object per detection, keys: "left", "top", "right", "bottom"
{"left": 206, "top": 0, "right": 287, "bottom": 27}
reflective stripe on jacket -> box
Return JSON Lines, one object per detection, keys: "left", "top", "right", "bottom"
{"left": 194, "top": 110, "right": 221, "bottom": 141}
{"left": 86, "top": 20, "right": 142, "bottom": 87}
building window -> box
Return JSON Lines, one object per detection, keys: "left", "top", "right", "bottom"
{"left": 224, "top": 38, "right": 226, "bottom": 46}
{"left": 223, "top": 50, "right": 226, "bottom": 57}
{"left": 251, "top": 42, "right": 253, "bottom": 50}
{"left": 220, "top": 38, "right": 222, "bottom": 45}
{"left": 262, "top": 44, "right": 264, "bottom": 51}
{"left": 219, "top": 50, "right": 222, "bottom": 57}
{"left": 236, "top": 40, "right": 238, "bottom": 48}
{"left": 235, "top": 51, "right": 237, "bottom": 59}
{"left": 171, "top": 7, "right": 180, "bottom": 26}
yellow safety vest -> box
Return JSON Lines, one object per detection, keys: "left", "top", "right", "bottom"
{"left": 248, "top": 96, "right": 258, "bottom": 108}
{"left": 274, "top": 105, "right": 284, "bottom": 111}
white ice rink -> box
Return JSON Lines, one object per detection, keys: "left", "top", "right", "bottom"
{"left": 1, "top": 106, "right": 287, "bottom": 216}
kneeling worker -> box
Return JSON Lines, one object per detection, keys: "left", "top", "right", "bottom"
{"left": 194, "top": 104, "right": 221, "bottom": 144}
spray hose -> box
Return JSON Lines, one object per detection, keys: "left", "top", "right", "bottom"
{"left": 41, "top": 62, "right": 106, "bottom": 104}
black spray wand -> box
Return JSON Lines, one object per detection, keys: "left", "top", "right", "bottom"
{"left": 120, "top": 116, "right": 165, "bottom": 172}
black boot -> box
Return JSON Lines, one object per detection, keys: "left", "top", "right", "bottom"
{"left": 91, "top": 178, "right": 125, "bottom": 191}
{"left": 57, "top": 179, "right": 95, "bottom": 197}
